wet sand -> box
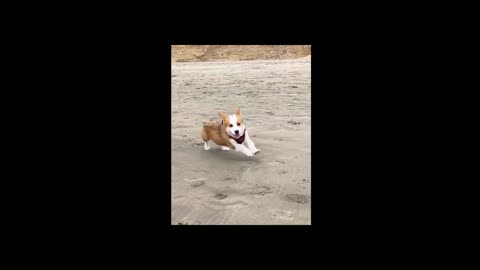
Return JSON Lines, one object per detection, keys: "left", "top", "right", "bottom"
{"left": 172, "top": 58, "right": 311, "bottom": 225}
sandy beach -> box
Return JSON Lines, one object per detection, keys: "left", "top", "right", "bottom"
{"left": 172, "top": 57, "right": 311, "bottom": 225}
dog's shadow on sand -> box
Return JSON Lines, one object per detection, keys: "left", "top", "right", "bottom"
{"left": 198, "top": 148, "right": 263, "bottom": 163}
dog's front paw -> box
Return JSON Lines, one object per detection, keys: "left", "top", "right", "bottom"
{"left": 244, "top": 149, "right": 253, "bottom": 157}
{"left": 253, "top": 149, "right": 260, "bottom": 155}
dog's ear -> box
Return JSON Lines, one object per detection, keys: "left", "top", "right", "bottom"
{"left": 218, "top": 112, "right": 228, "bottom": 121}
{"left": 235, "top": 107, "right": 241, "bottom": 115}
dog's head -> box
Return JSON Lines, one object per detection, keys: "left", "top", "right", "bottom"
{"left": 219, "top": 107, "right": 245, "bottom": 139}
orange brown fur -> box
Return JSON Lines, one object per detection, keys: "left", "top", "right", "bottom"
{"left": 201, "top": 109, "right": 244, "bottom": 149}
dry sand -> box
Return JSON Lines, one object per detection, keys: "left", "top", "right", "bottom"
{"left": 172, "top": 45, "right": 311, "bottom": 62}
{"left": 172, "top": 58, "right": 311, "bottom": 225}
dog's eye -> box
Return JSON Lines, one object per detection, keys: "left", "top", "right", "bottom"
{"left": 229, "top": 124, "right": 233, "bottom": 127}
{"left": 237, "top": 123, "right": 240, "bottom": 126}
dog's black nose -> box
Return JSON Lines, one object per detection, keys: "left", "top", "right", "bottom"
{"left": 235, "top": 130, "right": 239, "bottom": 134}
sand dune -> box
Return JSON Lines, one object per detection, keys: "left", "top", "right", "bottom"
{"left": 172, "top": 57, "right": 311, "bottom": 225}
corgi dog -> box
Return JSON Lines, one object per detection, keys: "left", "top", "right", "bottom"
{"left": 201, "top": 108, "right": 260, "bottom": 157}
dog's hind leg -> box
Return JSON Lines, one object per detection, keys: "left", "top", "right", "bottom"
{"left": 204, "top": 141, "right": 211, "bottom": 150}
{"left": 201, "top": 128, "right": 211, "bottom": 150}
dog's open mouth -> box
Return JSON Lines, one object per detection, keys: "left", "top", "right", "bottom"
{"left": 228, "top": 131, "right": 241, "bottom": 138}
{"left": 229, "top": 130, "right": 246, "bottom": 144}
